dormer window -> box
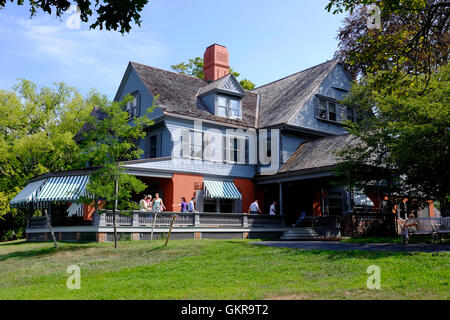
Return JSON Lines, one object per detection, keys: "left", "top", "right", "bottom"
{"left": 126, "top": 92, "right": 140, "bottom": 117}
{"left": 215, "top": 95, "right": 242, "bottom": 119}
{"left": 346, "top": 106, "right": 356, "bottom": 122}
{"left": 317, "top": 99, "right": 338, "bottom": 122}
{"left": 217, "top": 96, "right": 228, "bottom": 117}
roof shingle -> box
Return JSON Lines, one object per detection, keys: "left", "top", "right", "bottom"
{"left": 252, "top": 59, "right": 339, "bottom": 128}
{"left": 131, "top": 62, "right": 257, "bottom": 128}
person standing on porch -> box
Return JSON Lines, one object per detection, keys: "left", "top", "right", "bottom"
{"left": 140, "top": 195, "right": 149, "bottom": 212}
{"left": 180, "top": 197, "right": 188, "bottom": 212}
{"left": 248, "top": 200, "right": 261, "bottom": 214}
{"left": 145, "top": 194, "right": 152, "bottom": 212}
{"left": 269, "top": 202, "right": 277, "bottom": 215}
{"left": 188, "top": 197, "right": 195, "bottom": 213}
{"left": 152, "top": 193, "right": 166, "bottom": 212}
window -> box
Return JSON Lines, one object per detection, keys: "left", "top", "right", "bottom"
{"left": 191, "top": 131, "right": 203, "bottom": 159}
{"left": 149, "top": 135, "right": 157, "bottom": 158}
{"left": 204, "top": 198, "right": 217, "bottom": 213}
{"left": 346, "top": 106, "right": 356, "bottom": 122}
{"left": 181, "top": 130, "right": 203, "bottom": 159}
{"left": 126, "top": 93, "right": 139, "bottom": 117}
{"left": 215, "top": 95, "right": 242, "bottom": 119}
{"left": 229, "top": 99, "right": 241, "bottom": 118}
{"left": 316, "top": 98, "right": 342, "bottom": 123}
{"left": 224, "top": 136, "right": 246, "bottom": 164}
{"left": 318, "top": 100, "right": 327, "bottom": 119}
{"left": 217, "top": 96, "right": 227, "bottom": 118}
{"left": 328, "top": 102, "right": 337, "bottom": 121}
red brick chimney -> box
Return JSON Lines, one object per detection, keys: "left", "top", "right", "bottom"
{"left": 203, "top": 44, "right": 230, "bottom": 82}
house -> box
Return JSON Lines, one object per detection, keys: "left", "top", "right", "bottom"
{"left": 11, "top": 44, "right": 436, "bottom": 242}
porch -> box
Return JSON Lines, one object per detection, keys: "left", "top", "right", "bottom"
{"left": 26, "top": 211, "right": 287, "bottom": 242}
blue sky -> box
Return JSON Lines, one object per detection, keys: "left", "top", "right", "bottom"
{"left": 0, "top": 0, "right": 347, "bottom": 99}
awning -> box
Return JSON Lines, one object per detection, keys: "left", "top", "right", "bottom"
{"left": 9, "top": 179, "right": 47, "bottom": 208}
{"left": 203, "top": 180, "right": 242, "bottom": 200}
{"left": 353, "top": 192, "right": 374, "bottom": 207}
{"left": 35, "top": 175, "right": 90, "bottom": 204}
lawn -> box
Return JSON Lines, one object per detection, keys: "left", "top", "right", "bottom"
{"left": 0, "top": 239, "right": 448, "bottom": 299}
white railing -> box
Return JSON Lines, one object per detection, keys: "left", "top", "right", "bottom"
{"left": 93, "top": 211, "right": 284, "bottom": 228}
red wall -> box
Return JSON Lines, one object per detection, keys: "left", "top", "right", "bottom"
{"left": 234, "top": 178, "right": 255, "bottom": 214}
{"left": 171, "top": 173, "right": 203, "bottom": 212}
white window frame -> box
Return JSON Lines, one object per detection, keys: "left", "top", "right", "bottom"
{"left": 126, "top": 92, "right": 139, "bottom": 118}
{"left": 316, "top": 97, "right": 342, "bottom": 123}
{"left": 181, "top": 129, "right": 203, "bottom": 160}
{"left": 215, "top": 95, "right": 242, "bottom": 120}
{"left": 224, "top": 135, "right": 246, "bottom": 164}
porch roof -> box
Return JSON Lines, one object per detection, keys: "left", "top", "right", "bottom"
{"left": 35, "top": 175, "right": 90, "bottom": 205}
{"left": 9, "top": 179, "right": 47, "bottom": 208}
{"left": 203, "top": 180, "right": 242, "bottom": 200}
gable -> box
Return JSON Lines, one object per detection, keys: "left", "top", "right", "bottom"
{"left": 198, "top": 74, "right": 245, "bottom": 98}
{"left": 218, "top": 75, "right": 246, "bottom": 96}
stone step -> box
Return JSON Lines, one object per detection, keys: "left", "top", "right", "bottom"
{"left": 281, "top": 227, "right": 341, "bottom": 240}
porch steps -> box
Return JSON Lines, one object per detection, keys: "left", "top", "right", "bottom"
{"left": 280, "top": 227, "right": 341, "bottom": 240}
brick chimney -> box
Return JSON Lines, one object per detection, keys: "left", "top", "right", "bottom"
{"left": 203, "top": 44, "right": 230, "bottom": 82}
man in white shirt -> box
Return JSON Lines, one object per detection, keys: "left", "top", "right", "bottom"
{"left": 248, "top": 200, "right": 261, "bottom": 214}
{"left": 188, "top": 197, "right": 195, "bottom": 212}
{"left": 269, "top": 202, "right": 277, "bottom": 215}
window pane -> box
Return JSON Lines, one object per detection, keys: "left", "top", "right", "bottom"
{"left": 328, "top": 102, "right": 337, "bottom": 121}
{"left": 191, "top": 131, "right": 203, "bottom": 159}
{"left": 318, "top": 100, "right": 327, "bottom": 119}
{"left": 217, "top": 96, "right": 227, "bottom": 107}
{"left": 230, "top": 99, "right": 240, "bottom": 118}
{"left": 217, "top": 106, "right": 227, "bottom": 117}
{"left": 219, "top": 199, "right": 233, "bottom": 213}
{"left": 347, "top": 107, "right": 355, "bottom": 122}
{"left": 204, "top": 199, "right": 217, "bottom": 213}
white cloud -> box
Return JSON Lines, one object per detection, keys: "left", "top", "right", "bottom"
{"left": 0, "top": 13, "right": 167, "bottom": 97}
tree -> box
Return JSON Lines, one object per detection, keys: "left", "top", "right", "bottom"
{"left": 0, "top": 80, "right": 105, "bottom": 240}
{"left": 0, "top": 0, "right": 149, "bottom": 34}
{"left": 80, "top": 95, "right": 156, "bottom": 248}
{"left": 335, "top": 64, "right": 449, "bottom": 213}
{"left": 327, "top": 1, "right": 449, "bottom": 84}
{"left": 171, "top": 57, "right": 256, "bottom": 90}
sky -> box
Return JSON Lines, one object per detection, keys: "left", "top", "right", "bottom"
{"left": 0, "top": 0, "right": 348, "bottom": 99}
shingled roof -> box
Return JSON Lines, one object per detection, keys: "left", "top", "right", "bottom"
{"left": 131, "top": 62, "right": 257, "bottom": 128}
{"left": 279, "top": 134, "right": 360, "bottom": 173}
{"left": 252, "top": 59, "right": 340, "bottom": 128}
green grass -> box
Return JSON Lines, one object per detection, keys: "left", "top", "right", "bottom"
{"left": 341, "top": 235, "right": 443, "bottom": 244}
{"left": 0, "top": 239, "right": 448, "bottom": 299}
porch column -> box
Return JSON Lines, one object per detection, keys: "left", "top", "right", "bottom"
{"left": 279, "top": 182, "right": 283, "bottom": 216}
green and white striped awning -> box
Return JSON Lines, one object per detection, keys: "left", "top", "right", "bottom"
{"left": 35, "top": 175, "right": 90, "bottom": 204}
{"left": 203, "top": 180, "right": 242, "bottom": 200}
{"left": 9, "top": 179, "right": 47, "bottom": 208}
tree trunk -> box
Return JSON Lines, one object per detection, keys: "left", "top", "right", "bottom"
{"left": 45, "top": 207, "right": 58, "bottom": 248}
{"left": 113, "top": 167, "right": 119, "bottom": 249}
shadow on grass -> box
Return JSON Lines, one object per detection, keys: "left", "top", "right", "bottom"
{"left": 0, "top": 242, "right": 100, "bottom": 262}
{"left": 245, "top": 240, "right": 441, "bottom": 260}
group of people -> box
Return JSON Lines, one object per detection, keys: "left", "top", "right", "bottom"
{"left": 248, "top": 200, "right": 278, "bottom": 215}
{"left": 139, "top": 194, "right": 196, "bottom": 213}
{"left": 176, "top": 197, "right": 196, "bottom": 213}
{"left": 139, "top": 193, "right": 166, "bottom": 212}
